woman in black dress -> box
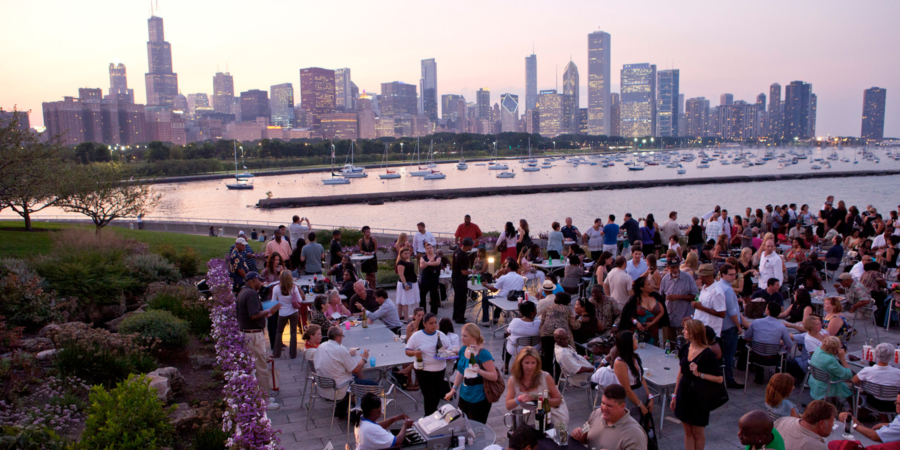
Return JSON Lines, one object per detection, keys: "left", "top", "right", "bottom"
{"left": 358, "top": 225, "right": 379, "bottom": 288}
{"left": 418, "top": 242, "right": 442, "bottom": 314}
{"left": 687, "top": 217, "right": 704, "bottom": 255}
{"left": 671, "top": 319, "right": 724, "bottom": 450}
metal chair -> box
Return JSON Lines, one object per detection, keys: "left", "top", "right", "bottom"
{"left": 796, "top": 364, "right": 847, "bottom": 406}
{"left": 559, "top": 277, "right": 582, "bottom": 296}
{"left": 851, "top": 305, "right": 880, "bottom": 343}
{"left": 501, "top": 335, "right": 542, "bottom": 373}
{"left": 305, "top": 375, "right": 353, "bottom": 441}
{"left": 346, "top": 382, "right": 397, "bottom": 444}
{"left": 557, "top": 370, "right": 595, "bottom": 409}
{"left": 299, "top": 359, "right": 316, "bottom": 410}
{"left": 854, "top": 381, "right": 900, "bottom": 420}
{"left": 743, "top": 341, "right": 786, "bottom": 393}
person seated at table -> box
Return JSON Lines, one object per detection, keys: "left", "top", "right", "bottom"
{"left": 743, "top": 302, "right": 794, "bottom": 384}
{"left": 765, "top": 373, "right": 799, "bottom": 419}
{"left": 802, "top": 228, "right": 818, "bottom": 250}
{"left": 851, "top": 343, "right": 900, "bottom": 418}
{"left": 472, "top": 248, "right": 490, "bottom": 277}
{"left": 538, "top": 293, "right": 581, "bottom": 381}
{"left": 328, "top": 255, "right": 353, "bottom": 283}
{"left": 800, "top": 315, "right": 829, "bottom": 355}
{"left": 438, "top": 318, "right": 460, "bottom": 350}
{"left": 336, "top": 269, "right": 358, "bottom": 299}
{"left": 506, "top": 424, "right": 541, "bottom": 450}
{"left": 484, "top": 260, "right": 525, "bottom": 326}
{"left": 711, "top": 234, "right": 730, "bottom": 264}
{"left": 350, "top": 392, "right": 414, "bottom": 450}
{"left": 308, "top": 296, "right": 333, "bottom": 334}
{"left": 739, "top": 410, "right": 787, "bottom": 450}
{"left": 504, "top": 301, "right": 541, "bottom": 372}
{"left": 553, "top": 328, "right": 594, "bottom": 386}
{"left": 546, "top": 273, "right": 564, "bottom": 295}
{"left": 360, "top": 289, "right": 402, "bottom": 335}
{"left": 572, "top": 298, "right": 600, "bottom": 347}
{"left": 314, "top": 326, "right": 376, "bottom": 419}
{"left": 821, "top": 296, "right": 850, "bottom": 341}
{"left": 324, "top": 289, "right": 351, "bottom": 317}
{"left": 302, "top": 324, "right": 322, "bottom": 360}
{"left": 505, "top": 347, "right": 569, "bottom": 424}
{"left": 571, "top": 384, "right": 648, "bottom": 450}
{"left": 751, "top": 278, "right": 785, "bottom": 307}
{"left": 563, "top": 253, "right": 584, "bottom": 280}
{"left": 348, "top": 280, "right": 379, "bottom": 314}
{"left": 518, "top": 244, "right": 546, "bottom": 288}
{"left": 620, "top": 276, "right": 668, "bottom": 346}
{"left": 774, "top": 400, "right": 836, "bottom": 449}
{"left": 785, "top": 238, "right": 805, "bottom": 262}
{"left": 780, "top": 288, "right": 814, "bottom": 331}
{"left": 839, "top": 396, "right": 900, "bottom": 445}
{"left": 669, "top": 235, "right": 683, "bottom": 258}
{"left": 808, "top": 336, "right": 853, "bottom": 402}
{"left": 535, "top": 280, "right": 557, "bottom": 315}
{"left": 793, "top": 264, "right": 824, "bottom": 293}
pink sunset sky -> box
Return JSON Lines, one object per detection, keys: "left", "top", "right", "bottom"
{"left": 3, "top": 0, "right": 898, "bottom": 137}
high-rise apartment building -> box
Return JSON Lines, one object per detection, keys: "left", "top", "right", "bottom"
{"left": 476, "top": 89, "right": 491, "bottom": 120}
{"left": 609, "top": 93, "right": 620, "bottom": 136}
{"left": 212, "top": 72, "right": 234, "bottom": 115}
{"left": 108, "top": 63, "right": 134, "bottom": 104}
{"left": 619, "top": 63, "right": 656, "bottom": 138}
{"left": 240, "top": 90, "right": 269, "bottom": 123}
{"left": 677, "top": 94, "right": 687, "bottom": 137}
{"left": 768, "top": 83, "right": 782, "bottom": 140}
{"left": 300, "top": 67, "right": 336, "bottom": 128}
{"left": 456, "top": 98, "right": 468, "bottom": 133}
{"left": 358, "top": 94, "right": 376, "bottom": 139}
{"left": 186, "top": 93, "right": 211, "bottom": 118}
{"left": 419, "top": 59, "right": 438, "bottom": 121}
{"left": 334, "top": 69, "right": 352, "bottom": 112}
{"left": 808, "top": 93, "right": 817, "bottom": 138}
{"left": 537, "top": 89, "right": 563, "bottom": 137}
{"left": 685, "top": 97, "right": 709, "bottom": 137}
{"left": 441, "top": 95, "right": 463, "bottom": 121}
{"left": 718, "top": 101, "right": 761, "bottom": 140}
{"left": 563, "top": 61, "right": 579, "bottom": 134}
{"left": 320, "top": 113, "right": 358, "bottom": 140}
{"left": 500, "top": 93, "right": 519, "bottom": 133}
{"left": 144, "top": 15, "right": 178, "bottom": 108}
{"left": 587, "top": 30, "right": 611, "bottom": 135}
{"left": 43, "top": 95, "right": 147, "bottom": 146}
{"left": 861, "top": 87, "right": 887, "bottom": 143}
{"left": 525, "top": 53, "right": 537, "bottom": 111}
{"left": 783, "top": 81, "right": 813, "bottom": 140}
{"left": 656, "top": 69, "right": 679, "bottom": 137}
{"left": 269, "top": 83, "right": 294, "bottom": 127}
{"left": 350, "top": 82, "right": 359, "bottom": 111}
{"left": 720, "top": 93, "right": 733, "bottom": 106}
{"left": 380, "top": 82, "right": 417, "bottom": 117}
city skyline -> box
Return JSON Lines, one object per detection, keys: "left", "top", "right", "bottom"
{"left": 3, "top": 0, "right": 899, "bottom": 137}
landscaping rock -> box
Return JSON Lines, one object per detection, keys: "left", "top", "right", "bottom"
{"left": 36, "top": 349, "right": 57, "bottom": 360}
{"left": 38, "top": 324, "right": 60, "bottom": 338}
{"left": 149, "top": 367, "right": 185, "bottom": 393}
{"left": 147, "top": 374, "right": 173, "bottom": 403}
{"left": 85, "top": 298, "right": 127, "bottom": 325}
{"left": 168, "top": 402, "right": 201, "bottom": 433}
{"left": 20, "top": 337, "right": 53, "bottom": 353}
{"left": 189, "top": 354, "right": 217, "bottom": 370}
{"left": 105, "top": 309, "right": 143, "bottom": 332}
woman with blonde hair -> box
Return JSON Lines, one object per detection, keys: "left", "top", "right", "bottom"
{"left": 671, "top": 319, "right": 724, "bottom": 450}
{"left": 393, "top": 232, "right": 412, "bottom": 255}
{"left": 735, "top": 248, "right": 757, "bottom": 300}
{"left": 395, "top": 247, "right": 419, "bottom": 320}
{"left": 764, "top": 373, "right": 798, "bottom": 419}
{"left": 712, "top": 234, "right": 730, "bottom": 264}
{"left": 273, "top": 270, "right": 303, "bottom": 359}
{"left": 504, "top": 347, "right": 568, "bottom": 425}
{"left": 323, "top": 289, "right": 350, "bottom": 317}
{"left": 808, "top": 336, "right": 853, "bottom": 401}
{"left": 681, "top": 252, "right": 700, "bottom": 279}
{"left": 445, "top": 323, "right": 498, "bottom": 423}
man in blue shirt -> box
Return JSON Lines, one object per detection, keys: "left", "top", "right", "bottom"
{"left": 602, "top": 215, "right": 620, "bottom": 257}
{"left": 838, "top": 395, "right": 900, "bottom": 444}
{"left": 717, "top": 264, "right": 748, "bottom": 389}
{"left": 625, "top": 247, "right": 648, "bottom": 281}
{"left": 621, "top": 213, "right": 641, "bottom": 247}
{"left": 743, "top": 302, "right": 793, "bottom": 384}
{"left": 561, "top": 217, "right": 582, "bottom": 243}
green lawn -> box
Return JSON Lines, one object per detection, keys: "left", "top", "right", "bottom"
{"left": 0, "top": 220, "right": 234, "bottom": 273}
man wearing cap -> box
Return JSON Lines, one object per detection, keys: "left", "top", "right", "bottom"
{"left": 660, "top": 257, "right": 699, "bottom": 342}
{"left": 229, "top": 238, "right": 251, "bottom": 288}
{"left": 583, "top": 218, "right": 605, "bottom": 261}
{"left": 692, "top": 264, "right": 727, "bottom": 337}
{"left": 231, "top": 232, "right": 257, "bottom": 272}
{"left": 454, "top": 215, "right": 483, "bottom": 247}
{"left": 451, "top": 237, "right": 474, "bottom": 324}
{"left": 835, "top": 272, "right": 872, "bottom": 314}
{"left": 236, "top": 271, "right": 281, "bottom": 410}
{"left": 536, "top": 280, "right": 558, "bottom": 316}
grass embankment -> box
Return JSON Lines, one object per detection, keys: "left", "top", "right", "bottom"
{"left": 0, "top": 221, "right": 233, "bottom": 273}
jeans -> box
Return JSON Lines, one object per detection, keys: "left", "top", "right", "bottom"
{"left": 720, "top": 326, "right": 738, "bottom": 383}
{"left": 482, "top": 295, "right": 501, "bottom": 323}
{"left": 273, "top": 311, "right": 298, "bottom": 359}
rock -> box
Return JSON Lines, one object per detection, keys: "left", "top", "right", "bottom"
{"left": 36, "top": 349, "right": 57, "bottom": 360}
{"left": 168, "top": 402, "right": 201, "bottom": 433}
{"left": 20, "top": 337, "right": 53, "bottom": 353}
{"left": 105, "top": 310, "right": 143, "bottom": 332}
{"left": 148, "top": 367, "right": 185, "bottom": 393}
{"left": 147, "top": 374, "right": 173, "bottom": 403}
{"left": 38, "top": 324, "right": 60, "bottom": 338}
{"left": 85, "top": 298, "right": 127, "bottom": 325}
{"left": 189, "top": 354, "right": 217, "bottom": 370}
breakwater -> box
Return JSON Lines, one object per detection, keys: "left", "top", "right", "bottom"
{"left": 257, "top": 169, "right": 900, "bottom": 209}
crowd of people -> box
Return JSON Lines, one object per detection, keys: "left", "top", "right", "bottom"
{"left": 225, "top": 199, "right": 900, "bottom": 449}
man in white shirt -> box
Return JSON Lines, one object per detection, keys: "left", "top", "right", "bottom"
{"left": 314, "top": 326, "right": 374, "bottom": 418}
{"left": 553, "top": 328, "right": 594, "bottom": 386}
{"left": 720, "top": 209, "right": 733, "bottom": 240}
{"left": 583, "top": 218, "right": 605, "bottom": 261}
{"left": 705, "top": 212, "right": 724, "bottom": 243}
{"left": 287, "top": 215, "right": 311, "bottom": 250}
{"left": 872, "top": 227, "right": 893, "bottom": 250}
{"left": 849, "top": 259, "right": 867, "bottom": 280}
{"left": 485, "top": 260, "right": 526, "bottom": 325}
{"left": 701, "top": 205, "right": 721, "bottom": 226}
{"left": 355, "top": 393, "right": 414, "bottom": 450}
{"left": 660, "top": 211, "right": 682, "bottom": 248}
{"left": 692, "top": 264, "right": 727, "bottom": 336}
{"left": 604, "top": 256, "right": 633, "bottom": 309}
{"left": 851, "top": 343, "right": 900, "bottom": 412}
{"left": 412, "top": 222, "right": 436, "bottom": 257}
{"left": 536, "top": 280, "right": 557, "bottom": 316}
{"left": 625, "top": 247, "right": 648, "bottom": 281}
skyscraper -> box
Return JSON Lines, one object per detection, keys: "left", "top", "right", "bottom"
{"left": 619, "top": 63, "right": 656, "bottom": 138}
{"left": 240, "top": 90, "right": 269, "bottom": 123}
{"left": 213, "top": 72, "right": 234, "bottom": 115}
{"left": 380, "top": 82, "right": 417, "bottom": 117}
{"left": 685, "top": 97, "right": 709, "bottom": 137}
{"left": 656, "top": 69, "right": 679, "bottom": 137}
{"left": 677, "top": 93, "right": 686, "bottom": 136}
{"left": 609, "top": 93, "right": 620, "bottom": 137}
{"left": 186, "top": 93, "right": 210, "bottom": 118}
{"left": 563, "top": 61, "right": 579, "bottom": 134}
{"left": 538, "top": 90, "right": 563, "bottom": 137}
{"left": 419, "top": 59, "right": 437, "bottom": 121}
{"left": 350, "top": 82, "right": 359, "bottom": 111}
{"left": 270, "top": 83, "right": 294, "bottom": 127}
{"left": 144, "top": 14, "right": 178, "bottom": 108}
{"left": 476, "top": 89, "right": 491, "bottom": 120}
{"left": 500, "top": 93, "right": 519, "bottom": 133}
{"left": 108, "top": 63, "right": 134, "bottom": 104}
{"left": 587, "top": 30, "right": 611, "bottom": 135}
{"left": 861, "top": 87, "right": 887, "bottom": 143}
{"left": 720, "top": 93, "right": 733, "bottom": 106}
{"left": 768, "top": 83, "right": 782, "bottom": 140}
{"left": 334, "top": 68, "right": 352, "bottom": 111}
{"left": 299, "top": 67, "right": 335, "bottom": 128}
{"left": 358, "top": 93, "right": 376, "bottom": 139}
{"left": 441, "top": 95, "right": 463, "bottom": 121}
{"left": 808, "top": 93, "right": 817, "bottom": 137}
{"left": 783, "top": 81, "right": 813, "bottom": 140}
{"left": 525, "top": 53, "right": 538, "bottom": 111}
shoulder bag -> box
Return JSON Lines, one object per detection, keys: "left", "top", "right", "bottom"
{"left": 478, "top": 357, "right": 506, "bottom": 403}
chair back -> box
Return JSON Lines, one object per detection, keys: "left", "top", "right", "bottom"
{"left": 749, "top": 341, "right": 784, "bottom": 357}
{"left": 808, "top": 364, "right": 833, "bottom": 383}
{"left": 314, "top": 375, "right": 339, "bottom": 389}
{"left": 766, "top": 409, "right": 779, "bottom": 420}
{"left": 825, "top": 257, "right": 841, "bottom": 271}
{"left": 351, "top": 383, "right": 386, "bottom": 398}
{"left": 860, "top": 381, "right": 900, "bottom": 401}
{"left": 516, "top": 335, "right": 542, "bottom": 348}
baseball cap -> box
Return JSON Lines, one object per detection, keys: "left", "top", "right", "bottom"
{"left": 244, "top": 271, "right": 260, "bottom": 282}
{"left": 235, "top": 237, "right": 248, "bottom": 245}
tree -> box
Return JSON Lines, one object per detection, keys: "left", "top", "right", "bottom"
{"left": 58, "top": 164, "right": 161, "bottom": 233}
{"left": 0, "top": 108, "right": 68, "bottom": 231}
{"left": 145, "top": 141, "right": 170, "bottom": 162}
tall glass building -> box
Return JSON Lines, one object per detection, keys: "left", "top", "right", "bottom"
{"left": 563, "top": 61, "right": 579, "bottom": 134}
{"left": 587, "top": 30, "right": 611, "bottom": 135}
{"left": 861, "top": 87, "right": 886, "bottom": 143}
{"left": 656, "top": 69, "right": 679, "bottom": 137}
{"left": 419, "top": 59, "right": 438, "bottom": 121}
{"left": 525, "top": 54, "right": 537, "bottom": 111}
{"left": 270, "top": 83, "right": 295, "bottom": 127}
{"left": 500, "top": 93, "right": 519, "bottom": 133}
{"left": 620, "top": 63, "right": 656, "bottom": 138}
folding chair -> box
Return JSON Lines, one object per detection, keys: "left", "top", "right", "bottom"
{"left": 305, "top": 375, "right": 353, "bottom": 441}
{"left": 501, "top": 335, "right": 542, "bottom": 373}
{"left": 796, "top": 364, "right": 848, "bottom": 407}
{"left": 299, "top": 359, "right": 316, "bottom": 410}
{"left": 346, "top": 382, "right": 397, "bottom": 444}
{"left": 854, "top": 381, "right": 900, "bottom": 421}
{"left": 850, "top": 305, "right": 880, "bottom": 343}
{"left": 557, "top": 370, "right": 595, "bottom": 409}
{"left": 743, "top": 341, "right": 786, "bottom": 393}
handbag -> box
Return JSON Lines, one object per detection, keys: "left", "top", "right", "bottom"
{"left": 478, "top": 360, "right": 506, "bottom": 403}
{"left": 507, "top": 290, "right": 526, "bottom": 302}
{"left": 496, "top": 238, "right": 508, "bottom": 253}
{"left": 640, "top": 411, "right": 659, "bottom": 450}
{"left": 691, "top": 377, "right": 729, "bottom": 411}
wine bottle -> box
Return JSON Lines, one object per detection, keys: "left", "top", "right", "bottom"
{"left": 535, "top": 407, "right": 545, "bottom": 434}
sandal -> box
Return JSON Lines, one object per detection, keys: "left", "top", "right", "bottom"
{"left": 406, "top": 384, "right": 420, "bottom": 391}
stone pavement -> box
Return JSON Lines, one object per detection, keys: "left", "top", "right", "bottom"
{"left": 266, "top": 289, "right": 900, "bottom": 450}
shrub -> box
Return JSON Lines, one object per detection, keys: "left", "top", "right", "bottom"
{"left": 147, "top": 287, "right": 211, "bottom": 337}
{"left": 315, "top": 227, "right": 364, "bottom": 250}
{"left": 157, "top": 244, "right": 201, "bottom": 278}
{"left": 0, "top": 426, "right": 67, "bottom": 450}
{"left": 190, "top": 425, "right": 229, "bottom": 450}
{"left": 125, "top": 253, "right": 181, "bottom": 285}
{"left": 118, "top": 310, "right": 190, "bottom": 350}
{"left": 0, "top": 317, "right": 22, "bottom": 354}
{"left": 48, "top": 322, "right": 157, "bottom": 387}
{"left": 0, "top": 376, "right": 90, "bottom": 437}
{"left": 0, "top": 352, "right": 41, "bottom": 405}
{"left": 0, "top": 259, "right": 65, "bottom": 330}
{"left": 79, "top": 374, "right": 174, "bottom": 450}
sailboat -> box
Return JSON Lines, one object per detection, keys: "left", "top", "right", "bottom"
{"left": 488, "top": 143, "right": 508, "bottom": 170}
{"left": 457, "top": 145, "right": 467, "bottom": 170}
{"left": 522, "top": 139, "right": 540, "bottom": 172}
{"left": 627, "top": 152, "right": 644, "bottom": 171}
{"left": 226, "top": 140, "right": 254, "bottom": 189}
{"left": 322, "top": 142, "right": 350, "bottom": 185}
{"left": 379, "top": 143, "right": 400, "bottom": 179}
{"left": 426, "top": 140, "right": 437, "bottom": 168}
{"left": 341, "top": 142, "right": 367, "bottom": 178}
{"left": 409, "top": 139, "right": 433, "bottom": 176}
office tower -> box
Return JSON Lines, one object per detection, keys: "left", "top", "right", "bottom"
{"left": 783, "top": 81, "right": 813, "bottom": 140}
{"left": 269, "top": 83, "right": 294, "bottom": 127}
{"left": 43, "top": 95, "right": 148, "bottom": 146}
{"left": 240, "top": 90, "right": 269, "bottom": 123}
{"left": 500, "top": 94, "right": 519, "bottom": 132}
{"left": 79, "top": 88, "right": 103, "bottom": 102}
{"left": 718, "top": 101, "right": 761, "bottom": 140}
{"left": 492, "top": 103, "right": 500, "bottom": 122}
{"left": 173, "top": 94, "right": 188, "bottom": 112}
{"left": 619, "top": 63, "right": 656, "bottom": 138}
{"left": 525, "top": 109, "right": 539, "bottom": 134}
{"left": 144, "top": 14, "right": 178, "bottom": 108}
{"left": 677, "top": 94, "right": 686, "bottom": 137}
{"left": 720, "top": 93, "right": 733, "bottom": 106}
{"left": 441, "top": 95, "right": 463, "bottom": 121}
{"left": 334, "top": 68, "right": 352, "bottom": 112}
{"left": 768, "top": 83, "right": 782, "bottom": 140}
{"left": 808, "top": 93, "right": 817, "bottom": 137}
{"left": 861, "top": 87, "right": 887, "bottom": 143}
{"left": 525, "top": 53, "right": 537, "bottom": 111}
{"left": 476, "top": 89, "right": 490, "bottom": 119}
{"left": 609, "top": 93, "right": 620, "bottom": 136}
{"left": 563, "top": 60, "right": 579, "bottom": 134}
{"left": 587, "top": 30, "right": 611, "bottom": 135}
{"left": 379, "top": 82, "right": 417, "bottom": 117}
{"left": 756, "top": 93, "right": 766, "bottom": 112}
{"left": 186, "top": 93, "right": 210, "bottom": 118}
{"left": 0, "top": 110, "right": 30, "bottom": 131}
{"left": 212, "top": 72, "right": 234, "bottom": 115}
{"left": 456, "top": 98, "right": 468, "bottom": 132}
{"left": 350, "top": 82, "right": 359, "bottom": 110}
{"left": 578, "top": 109, "right": 589, "bottom": 134}
{"left": 419, "top": 59, "right": 438, "bottom": 120}
{"left": 358, "top": 93, "right": 376, "bottom": 139}
{"left": 656, "top": 69, "right": 679, "bottom": 137}
{"left": 108, "top": 63, "right": 134, "bottom": 104}
{"left": 320, "top": 113, "right": 358, "bottom": 140}
{"left": 684, "top": 97, "right": 709, "bottom": 137}
{"left": 538, "top": 90, "right": 563, "bottom": 137}
{"left": 299, "top": 67, "right": 335, "bottom": 128}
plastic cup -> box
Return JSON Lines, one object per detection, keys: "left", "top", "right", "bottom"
{"left": 370, "top": 357, "right": 376, "bottom": 367}
{"left": 345, "top": 321, "right": 351, "bottom": 330}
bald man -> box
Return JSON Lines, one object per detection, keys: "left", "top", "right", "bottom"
{"left": 738, "top": 410, "right": 785, "bottom": 450}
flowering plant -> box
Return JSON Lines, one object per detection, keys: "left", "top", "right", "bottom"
{"left": 205, "top": 259, "right": 280, "bottom": 449}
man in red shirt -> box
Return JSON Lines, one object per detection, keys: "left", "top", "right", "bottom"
{"left": 454, "top": 214, "right": 483, "bottom": 246}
